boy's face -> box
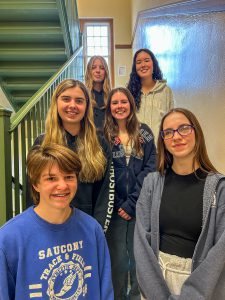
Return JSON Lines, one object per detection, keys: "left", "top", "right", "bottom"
{"left": 33, "top": 162, "right": 77, "bottom": 212}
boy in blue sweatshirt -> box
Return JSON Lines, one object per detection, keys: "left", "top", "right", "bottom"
{"left": 0, "top": 144, "right": 114, "bottom": 300}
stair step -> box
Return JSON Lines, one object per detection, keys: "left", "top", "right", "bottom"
{"left": 11, "top": 90, "right": 35, "bottom": 98}
{"left": 2, "top": 82, "right": 43, "bottom": 92}
{"left": 0, "top": 62, "right": 61, "bottom": 77}
{"left": 0, "top": 43, "right": 65, "bottom": 50}
{"left": 11, "top": 96, "right": 31, "bottom": 107}
{"left": 3, "top": 77, "right": 50, "bottom": 84}
{"left": 0, "top": 23, "right": 63, "bottom": 43}
{"left": 0, "top": 49, "right": 67, "bottom": 61}
{"left": 0, "top": 0, "right": 76, "bottom": 113}
{"left": 0, "top": 0, "right": 56, "bottom": 2}
{"left": 0, "top": 1, "right": 58, "bottom": 22}
{"left": 11, "top": 91, "right": 38, "bottom": 107}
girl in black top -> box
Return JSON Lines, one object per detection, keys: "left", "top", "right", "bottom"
{"left": 85, "top": 56, "right": 111, "bottom": 130}
{"left": 27, "top": 79, "right": 114, "bottom": 232}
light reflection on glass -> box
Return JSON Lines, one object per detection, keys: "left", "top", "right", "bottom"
{"left": 143, "top": 23, "right": 186, "bottom": 85}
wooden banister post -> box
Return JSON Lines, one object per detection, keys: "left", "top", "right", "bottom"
{"left": 0, "top": 107, "right": 12, "bottom": 226}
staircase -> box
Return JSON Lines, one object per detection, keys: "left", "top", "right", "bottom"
{"left": 0, "top": 0, "right": 72, "bottom": 111}
{"left": 0, "top": 0, "right": 83, "bottom": 225}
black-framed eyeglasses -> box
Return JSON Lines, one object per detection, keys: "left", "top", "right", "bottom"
{"left": 161, "top": 124, "right": 194, "bottom": 140}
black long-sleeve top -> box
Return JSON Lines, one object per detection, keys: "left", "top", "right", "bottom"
{"left": 26, "top": 131, "right": 115, "bottom": 232}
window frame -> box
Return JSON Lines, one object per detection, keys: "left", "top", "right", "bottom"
{"left": 80, "top": 18, "right": 114, "bottom": 87}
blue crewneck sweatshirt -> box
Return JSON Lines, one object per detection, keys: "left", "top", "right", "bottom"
{"left": 0, "top": 207, "right": 113, "bottom": 299}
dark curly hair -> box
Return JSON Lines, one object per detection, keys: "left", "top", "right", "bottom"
{"left": 127, "top": 48, "right": 163, "bottom": 110}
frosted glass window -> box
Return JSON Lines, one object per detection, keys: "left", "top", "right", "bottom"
{"left": 95, "top": 46, "right": 101, "bottom": 54}
{"left": 85, "top": 25, "right": 110, "bottom": 57}
{"left": 101, "top": 37, "right": 108, "bottom": 46}
{"left": 101, "top": 27, "right": 108, "bottom": 36}
{"left": 87, "top": 26, "right": 93, "bottom": 36}
{"left": 101, "top": 47, "right": 108, "bottom": 56}
{"left": 87, "top": 37, "right": 94, "bottom": 46}
{"left": 83, "top": 22, "right": 111, "bottom": 77}
{"left": 87, "top": 47, "right": 95, "bottom": 56}
{"left": 94, "top": 37, "right": 101, "bottom": 46}
{"left": 94, "top": 26, "right": 101, "bottom": 36}
{"left": 85, "top": 25, "right": 110, "bottom": 56}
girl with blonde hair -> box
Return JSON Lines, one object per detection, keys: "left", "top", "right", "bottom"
{"left": 26, "top": 79, "right": 114, "bottom": 232}
{"left": 85, "top": 55, "right": 111, "bottom": 130}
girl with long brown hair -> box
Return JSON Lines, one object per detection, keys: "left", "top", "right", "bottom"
{"left": 104, "top": 87, "right": 156, "bottom": 299}
{"left": 134, "top": 108, "right": 225, "bottom": 300}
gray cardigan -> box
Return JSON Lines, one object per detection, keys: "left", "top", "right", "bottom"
{"left": 134, "top": 171, "right": 225, "bottom": 300}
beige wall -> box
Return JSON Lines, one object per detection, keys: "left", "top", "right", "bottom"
{"left": 77, "top": 0, "right": 132, "bottom": 87}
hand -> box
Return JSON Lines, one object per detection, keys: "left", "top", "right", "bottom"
{"left": 118, "top": 208, "right": 132, "bottom": 220}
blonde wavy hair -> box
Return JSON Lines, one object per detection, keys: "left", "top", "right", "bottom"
{"left": 85, "top": 56, "right": 111, "bottom": 108}
{"left": 42, "top": 79, "right": 106, "bottom": 182}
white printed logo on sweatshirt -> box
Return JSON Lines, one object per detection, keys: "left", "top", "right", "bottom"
{"left": 29, "top": 241, "right": 92, "bottom": 299}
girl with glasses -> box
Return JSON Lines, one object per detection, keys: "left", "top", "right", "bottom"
{"left": 134, "top": 108, "right": 225, "bottom": 299}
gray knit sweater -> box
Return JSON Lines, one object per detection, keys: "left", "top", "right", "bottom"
{"left": 134, "top": 171, "right": 225, "bottom": 300}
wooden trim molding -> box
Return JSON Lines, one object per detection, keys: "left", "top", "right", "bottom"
{"left": 79, "top": 18, "right": 115, "bottom": 87}
{"left": 115, "top": 44, "right": 132, "bottom": 49}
